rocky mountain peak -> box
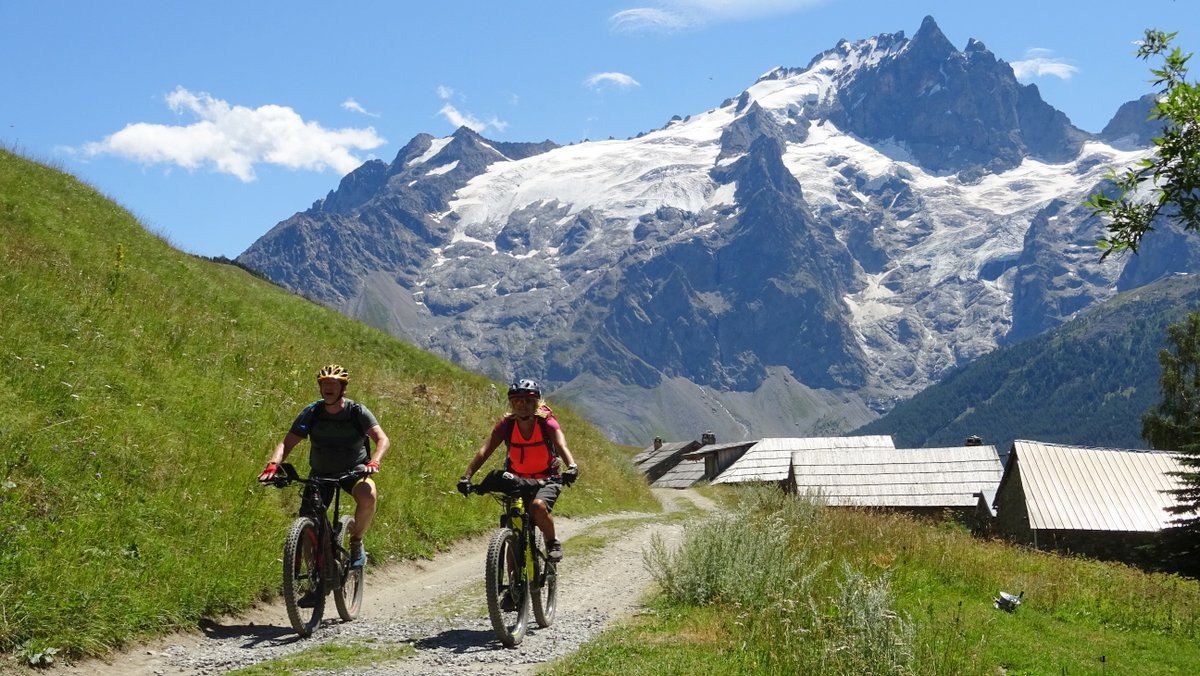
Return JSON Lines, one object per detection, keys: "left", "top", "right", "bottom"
{"left": 963, "top": 37, "right": 993, "bottom": 59}
{"left": 717, "top": 134, "right": 804, "bottom": 204}
{"left": 235, "top": 17, "right": 1197, "bottom": 445}
{"left": 313, "top": 158, "right": 389, "bottom": 215}
{"left": 907, "top": 15, "right": 957, "bottom": 60}
{"left": 431, "top": 126, "right": 508, "bottom": 168}
{"left": 717, "top": 101, "right": 797, "bottom": 161}
{"left": 1100, "top": 94, "right": 1161, "bottom": 148}
{"left": 824, "top": 16, "right": 1085, "bottom": 175}
{"left": 389, "top": 133, "right": 437, "bottom": 171}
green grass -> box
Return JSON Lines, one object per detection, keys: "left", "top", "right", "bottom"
{"left": 0, "top": 148, "right": 659, "bottom": 662}
{"left": 568, "top": 509, "right": 699, "bottom": 560}
{"left": 553, "top": 486, "right": 1200, "bottom": 675}
{"left": 226, "top": 640, "right": 414, "bottom": 675}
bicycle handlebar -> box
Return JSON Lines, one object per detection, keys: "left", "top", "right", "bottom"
{"left": 469, "top": 472, "right": 563, "bottom": 496}
{"left": 269, "top": 462, "right": 367, "bottom": 489}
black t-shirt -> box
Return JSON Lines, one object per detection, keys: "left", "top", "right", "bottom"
{"left": 289, "top": 398, "right": 378, "bottom": 475}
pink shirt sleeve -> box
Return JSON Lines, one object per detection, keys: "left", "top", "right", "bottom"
{"left": 490, "top": 418, "right": 508, "bottom": 440}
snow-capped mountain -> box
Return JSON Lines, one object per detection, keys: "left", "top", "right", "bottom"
{"left": 238, "top": 16, "right": 1194, "bottom": 445}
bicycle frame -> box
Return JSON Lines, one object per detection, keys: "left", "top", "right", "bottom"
{"left": 490, "top": 487, "right": 557, "bottom": 585}
{"left": 496, "top": 493, "right": 534, "bottom": 583}
{"left": 271, "top": 463, "right": 365, "bottom": 636}
{"left": 280, "top": 463, "right": 350, "bottom": 570}
{"left": 473, "top": 474, "right": 560, "bottom": 647}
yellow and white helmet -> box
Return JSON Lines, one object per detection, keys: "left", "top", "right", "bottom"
{"left": 317, "top": 364, "right": 350, "bottom": 383}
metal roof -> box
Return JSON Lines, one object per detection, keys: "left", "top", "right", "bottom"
{"left": 652, "top": 457, "right": 708, "bottom": 488}
{"left": 680, "top": 440, "right": 757, "bottom": 460}
{"left": 1003, "top": 440, "right": 1188, "bottom": 532}
{"left": 978, "top": 487, "right": 998, "bottom": 517}
{"left": 632, "top": 441, "right": 692, "bottom": 468}
{"left": 790, "top": 445, "right": 1003, "bottom": 508}
{"left": 713, "top": 435, "right": 895, "bottom": 484}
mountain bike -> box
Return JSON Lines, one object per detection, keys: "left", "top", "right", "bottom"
{"left": 469, "top": 471, "right": 559, "bottom": 647}
{"left": 268, "top": 463, "right": 366, "bottom": 637}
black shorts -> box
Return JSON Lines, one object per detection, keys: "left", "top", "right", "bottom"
{"left": 302, "top": 475, "right": 374, "bottom": 515}
{"left": 531, "top": 480, "right": 562, "bottom": 512}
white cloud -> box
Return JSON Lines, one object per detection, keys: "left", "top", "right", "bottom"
{"left": 1010, "top": 48, "right": 1079, "bottom": 81}
{"left": 611, "top": 8, "right": 694, "bottom": 33}
{"left": 342, "top": 98, "right": 380, "bottom": 118}
{"left": 438, "top": 103, "right": 507, "bottom": 134}
{"left": 585, "top": 72, "right": 642, "bottom": 91}
{"left": 436, "top": 85, "right": 508, "bottom": 133}
{"left": 612, "top": 0, "right": 826, "bottom": 33}
{"left": 80, "top": 87, "right": 385, "bottom": 181}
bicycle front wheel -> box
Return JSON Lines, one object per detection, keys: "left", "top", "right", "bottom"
{"left": 282, "top": 516, "right": 324, "bottom": 637}
{"left": 531, "top": 529, "right": 557, "bottom": 628}
{"left": 333, "top": 515, "right": 364, "bottom": 621}
{"left": 485, "top": 527, "right": 529, "bottom": 647}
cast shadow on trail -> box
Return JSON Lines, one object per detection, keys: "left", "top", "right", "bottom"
{"left": 414, "top": 626, "right": 538, "bottom": 653}
{"left": 197, "top": 617, "right": 302, "bottom": 648}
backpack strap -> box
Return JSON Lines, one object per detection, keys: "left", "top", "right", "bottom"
{"left": 298, "top": 400, "right": 369, "bottom": 447}
{"left": 538, "top": 417, "right": 557, "bottom": 456}
{"left": 536, "top": 417, "right": 560, "bottom": 474}
{"left": 348, "top": 401, "right": 366, "bottom": 438}
{"left": 295, "top": 400, "right": 324, "bottom": 436}
{"left": 500, "top": 415, "right": 560, "bottom": 474}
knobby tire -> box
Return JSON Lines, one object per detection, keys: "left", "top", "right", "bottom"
{"left": 333, "top": 514, "right": 364, "bottom": 621}
{"left": 282, "top": 517, "right": 324, "bottom": 637}
{"left": 531, "top": 529, "right": 557, "bottom": 628}
{"left": 485, "top": 527, "right": 529, "bottom": 647}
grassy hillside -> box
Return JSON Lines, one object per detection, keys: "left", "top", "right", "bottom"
{"left": 855, "top": 273, "right": 1200, "bottom": 452}
{"left": 0, "top": 148, "right": 658, "bottom": 662}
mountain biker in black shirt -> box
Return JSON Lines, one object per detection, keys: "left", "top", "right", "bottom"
{"left": 258, "top": 364, "right": 390, "bottom": 568}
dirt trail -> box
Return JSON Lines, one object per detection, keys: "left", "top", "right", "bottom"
{"left": 47, "top": 488, "right": 715, "bottom": 675}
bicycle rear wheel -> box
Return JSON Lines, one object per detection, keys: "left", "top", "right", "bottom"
{"left": 531, "top": 530, "right": 557, "bottom": 627}
{"left": 485, "top": 527, "right": 529, "bottom": 647}
{"left": 333, "top": 515, "right": 364, "bottom": 621}
{"left": 282, "top": 517, "right": 324, "bottom": 637}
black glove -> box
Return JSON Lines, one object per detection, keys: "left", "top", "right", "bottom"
{"left": 562, "top": 464, "right": 579, "bottom": 486}
{"left": 457, "top": 476, "right": 472, "bottom": 496}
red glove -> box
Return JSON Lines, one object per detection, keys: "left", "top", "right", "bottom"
{"left": 258, "top": 462, "right": 279, "bottom": 483}
{"left": 364, "top": 460, "right": 381, "bottom": 474}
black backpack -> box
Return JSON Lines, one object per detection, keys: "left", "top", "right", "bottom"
{"left": 297, "top": 400, "right": 370, "bottom": 453}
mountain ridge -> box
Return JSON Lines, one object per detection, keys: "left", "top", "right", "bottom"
{"left": 237, "top": 16, "right": 1191, "bottom": 446}
{"left": 856, "top": 272, "right": 1200, "bottom": 452}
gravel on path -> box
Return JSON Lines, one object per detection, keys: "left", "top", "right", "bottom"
{"left": 45, "top": 488, "right": 715, "bottom": 676}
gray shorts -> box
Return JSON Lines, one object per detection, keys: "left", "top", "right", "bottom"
{"left": 532, "top": 481, "right": 563, "bottom": 512}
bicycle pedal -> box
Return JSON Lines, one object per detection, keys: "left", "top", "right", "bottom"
{"left": 297, "top": 590, "right": 322, "bottom": 608}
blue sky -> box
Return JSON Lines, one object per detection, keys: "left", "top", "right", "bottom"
{"left": 3, "top": 0, "right": 1196, "bottom": 259}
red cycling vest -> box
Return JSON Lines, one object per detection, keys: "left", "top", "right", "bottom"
{"left": 502, "top": 415, "right": 560, "bottom": 479}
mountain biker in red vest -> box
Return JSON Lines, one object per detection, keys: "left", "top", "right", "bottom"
{"left": 458, "top": 379, "right": 578, "bottom": 562}
{"left": 258, "top": 364, "right": 390, "bottom": 569}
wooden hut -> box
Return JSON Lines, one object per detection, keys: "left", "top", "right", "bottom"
{"left": 788, "top": 445, "right": 1004, "bottom": 520}
{"left": 712, "top": 436, "right": 895, "bottom": 488}
{"left": 993, "top": 440, "right": 1188, "bottom": 562}
{"left": 632, "top": 438, "right": 702, "bottom": 484}
{"left": 679, "top": 439, "right": 759, "bottom": 485}
{"left": 651, "top": 454, "right": 709, "bottom": 488}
